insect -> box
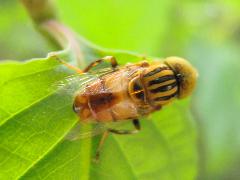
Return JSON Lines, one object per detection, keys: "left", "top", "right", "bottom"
{"left": 56, "top": 55, "right": 198, "bottom": 161}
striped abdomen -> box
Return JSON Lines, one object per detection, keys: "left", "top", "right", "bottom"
{"left": 143, "top": 65, "right": 178, "bottom": 106}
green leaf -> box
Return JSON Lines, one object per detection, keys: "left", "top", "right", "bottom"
{"left": 0, "top": 41, "right": 198, "bottom": 179}
{"left": 0, "top": 54, "right": 79, "bottom": 179}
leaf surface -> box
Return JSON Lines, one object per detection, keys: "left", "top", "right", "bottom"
{"left": 0, "top": 45, "right": 197, "bottom": 179}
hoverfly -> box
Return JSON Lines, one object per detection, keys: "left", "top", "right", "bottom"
{"left": 56, "top": 56, "right": 198, "bottom": 161}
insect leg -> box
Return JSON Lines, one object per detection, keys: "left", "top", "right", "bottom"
{"left": 94, "top": 130, "right": 110, "bottom": 162}
{"left": 94, "top": 120, "right": 140, "bottom": 162}
{"left": 84, "top": 56, "right": 118, "bottom": 72}
{"left": 54, "top": 56, "right": 83, "bottom": 74}
{"left": 108, "top": 119, "right": 141, "bottom": 135}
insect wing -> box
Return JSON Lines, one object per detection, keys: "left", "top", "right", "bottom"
{"left": 53, "top": 74, "right": 97, "bottom": 96}
{"left": 65, "top": 122, "right": 108, "bottom": 141}
{"left": 65, "top": 120, "right": 136, "bottom": 141}
{"left": 52, "top": 64, "right": 115, "bottom": 95}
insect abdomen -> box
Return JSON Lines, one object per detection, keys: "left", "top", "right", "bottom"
{"left": 74, "top": 70, "right": 139, "bottom": 122}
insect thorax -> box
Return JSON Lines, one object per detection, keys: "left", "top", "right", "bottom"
{"left": 128, "top": 63, "right": 179, "bottom": 110}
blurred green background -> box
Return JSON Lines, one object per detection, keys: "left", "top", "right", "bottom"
{"left": 0, "top": 0, "right": 240, "bottom": 179}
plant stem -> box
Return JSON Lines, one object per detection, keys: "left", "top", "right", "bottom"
{"left": 21, "top": 0, "right": 57, "bottom": 23}
{"left": 40, "top": 20, "right": 84, "bottom": 65}
{"left": 21, "top": 0, "right": 84, "bottom": 66}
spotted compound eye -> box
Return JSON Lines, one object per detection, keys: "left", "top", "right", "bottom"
{"left": 164, "top": 57, "right": 198, "bottom": 99}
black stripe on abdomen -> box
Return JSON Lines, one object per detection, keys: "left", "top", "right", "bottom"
{"left": 148, "top": 75, "right": 175, "bottom": 86}
{"left": 143, "top": 67, "right": 169, "bottom": 77}
{"left": 150, "top": 81, "right": 177, "bottom": 93}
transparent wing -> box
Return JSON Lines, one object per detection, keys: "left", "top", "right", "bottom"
{"left": 65, "top": 120, "right": 135, "bottom": 141}
{"left": 55, "top": 72, "right": 129, "bottom": 98}
{"left": 52, "top": 65, "right": 116, "bottom": 95}
{"left": 89, "top": 66, "right": 114, "bottom": 76}
{"left": 52, "top": 73, "right": 97, "bottom": 96}
{"left": 65, "top": 122, "right": 107, "bottom": 141}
